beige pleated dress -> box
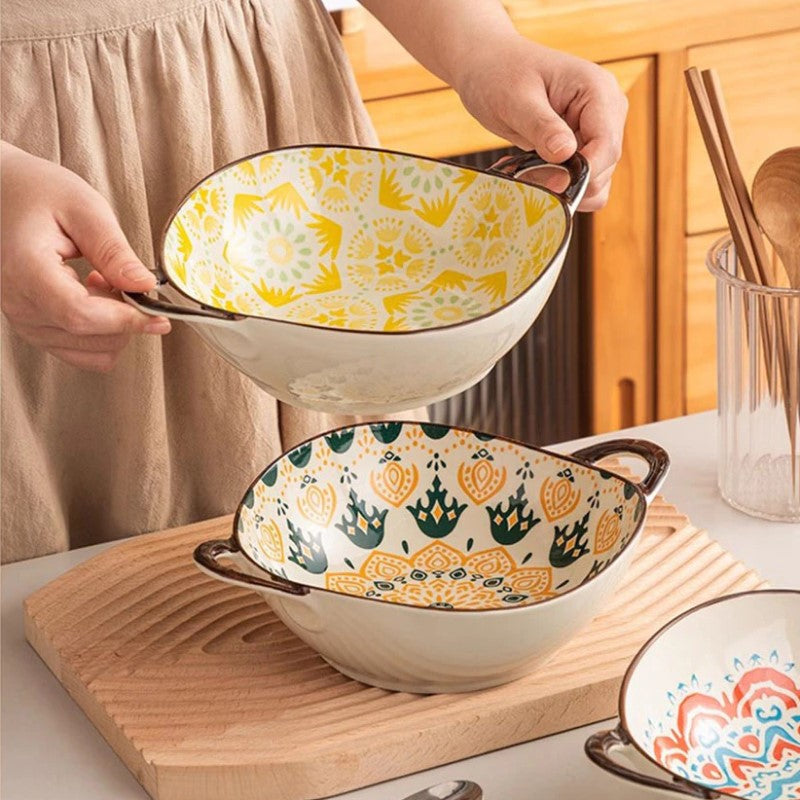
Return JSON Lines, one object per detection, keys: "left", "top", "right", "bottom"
{"left": 1, "top": 0, "right": 419, "bottom": 562}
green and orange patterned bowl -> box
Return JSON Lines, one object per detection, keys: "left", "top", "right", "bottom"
{"left": 125, "top": 145, "right": 589, "bottom": 414}
{"left": 195, "top": 422, "right": 669, "bottom": 693}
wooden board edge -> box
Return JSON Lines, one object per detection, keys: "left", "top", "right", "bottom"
{"left": 150, "top": 679, "right": 622, "bottom": 800}
{"left": 24, "top": 610, "right": 159, "bottom": 798}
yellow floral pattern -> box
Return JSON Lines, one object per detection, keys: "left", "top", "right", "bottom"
{"left": 162, "top": 146, "right": 566, "bottom": 332}
{"left": 236, "top": 423, "right": 648, "bottom": 611}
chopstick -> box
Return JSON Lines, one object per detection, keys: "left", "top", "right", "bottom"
{"left": 701, "top": 70, "right": 775, "bottom": 287}
{"left": 684, "top": 69, "right": 760, "bottom": 284}
{"left": 684, "top": 67, "right": 800, "bottom": 468}
{"left": 684, "top": 67, "right": 797, "bottom": 461}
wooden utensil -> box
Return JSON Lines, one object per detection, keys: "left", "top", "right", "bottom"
{"left": 752, "top": 147, "right": 800, "bottom": 288}
{"left": 684, "top": 67, "right": 797, "bottom": 465}
{"left": 684, "top": 68, "right": 760, "bottom": 284}
{"left": 701, "top": 70, "right": 775, "bottom": 287}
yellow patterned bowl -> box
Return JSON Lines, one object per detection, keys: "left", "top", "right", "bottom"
{"left": 125, "top": 146, "right": 589, "bottom": 414}
{"left": 195, "top": 422, "right": 669, "bottom": 693}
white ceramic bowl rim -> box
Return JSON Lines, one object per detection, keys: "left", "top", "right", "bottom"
{"left": 151, "top": 143, "right": 580, "bottom": 335}
{"left": 223, "top": 420, "right": 665, "bottom": 615}
{"left": 616, "top": 588, "right": 800, "bottom": 799}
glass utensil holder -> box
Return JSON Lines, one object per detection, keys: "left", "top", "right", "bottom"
{"left": 708, "top": 237, "right": 800, "bottom": 522}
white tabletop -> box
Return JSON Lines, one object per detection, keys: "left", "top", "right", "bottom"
{"left": 3, "top": 411, "right": 798, "bottom": 800}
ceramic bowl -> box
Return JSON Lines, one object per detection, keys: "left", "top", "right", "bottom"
{"left": 124, "top": 146, "right": 589, "bottom": 414}
{"left": 585, "top": 590, "right": 800, "bottom": 798}
{"left": 195, "top": 422, "right": 669, "bottom": 693}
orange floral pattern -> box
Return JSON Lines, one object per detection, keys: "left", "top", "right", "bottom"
{"left": 326, "top": 541, "right": 553, "bottom": 609}
{"left": 540, "top": 474, "right": 581, "bottom": 521}
{"left": 236, "top": 423, "right": 647, "bottom": 611}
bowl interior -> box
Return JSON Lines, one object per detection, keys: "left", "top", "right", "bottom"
{"left": 236, "top": 422, "right": 646, "bottom": 610}
{"left": 623, "top": 591, "right": 800, "bottom": 799}
{"left": 162, "top": 146, "right": 567, "bottom": 332}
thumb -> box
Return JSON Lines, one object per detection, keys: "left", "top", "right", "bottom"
{"left": 516, "top": 86, "right": 578, "bottom": 163}
{"left": 63, "top": 188, "right": 156, "bottom": 292}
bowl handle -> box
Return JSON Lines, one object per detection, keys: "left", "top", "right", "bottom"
{"left": 193, "top": 537, "right": 309, "bottom": 596}
{"left": 123, "top": 284, "right": 244, "bottom": 326}
{"left": 487, "top": 150, "right": 590, "bottom": 213}
{"left": 400, "top": 780, "right": 482, "bottom": 800}
{"left": 568, "top": 438, "right": 670, "bottom": 503}
{"left": 585, "top": 725, "right": 713, "bottom": 797}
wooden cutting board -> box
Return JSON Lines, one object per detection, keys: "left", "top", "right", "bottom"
{"left": 24, "top": 494, "right": 767, "bottom": 800}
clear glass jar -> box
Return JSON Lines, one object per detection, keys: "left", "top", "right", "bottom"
{"left": 707, "top": 237, "right": 800, "bottom": 522}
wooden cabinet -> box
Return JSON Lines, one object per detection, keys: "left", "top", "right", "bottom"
{"left": 343, "top": 4, "right": 800, "bottom": 432}
{"left": 587, "top": 58, "right": 655, "bottom": 433}
{"left": 365, "top": 89, "right": 504, "bottom": 158}
{"left": 680, "top": 30, "right": 800, "bottom": 415}
{"left": 685, "top": 232, "right": 723, "bottom": 413}
{"left": 686, "top": 30, "right": 800, "bottom": 235}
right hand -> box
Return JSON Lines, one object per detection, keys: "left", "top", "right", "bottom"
{"left": 1, "top": 142, "right": 171, "bottom": 372}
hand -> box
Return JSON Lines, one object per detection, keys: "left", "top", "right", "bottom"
{"left": 453, "top": 37, "right": 629, "bottom": 211}
{"left": 1, "top": 142, "right": 170, "bottom": 372}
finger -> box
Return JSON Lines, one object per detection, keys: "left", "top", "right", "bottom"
{"left": 85, "top": 270, "right": 112, "bottom": 292}
{"left": 577, "top": 184, "right": 612, "bottom": 212}
{"left": 506, "top": 82, "right": 578, "bottom": 163}
{"left": 47, "top": 347, "right": 120, "bottom": 373}
{"left": 82, "top": 275, "right": 172, "bottom": 333}
{"left": 581, "top": 162, "right": 617, "bottom": 201}
{"left": 15, "top": 323, "right": 131, "bottom": 352}
{"left": 59, "top": 188, "right": 156, "bottom": 292}
{"left": 25, "top": 262, "right": 171, "bottom": 336}
{"left": 577, "top": 93, "right": 627, "bottom": 178}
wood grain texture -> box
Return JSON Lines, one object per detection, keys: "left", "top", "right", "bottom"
{"left": 686, "top": 29, "right": 800, "bottom": 234}
{"left": 25, "top": 496, "right": 767, "bottom": 800}
{"left": 588, "top": 58, "right": 656, "bottom": 434}
{"left": 656, "top": 49, "right": 689, "bottom": 420}
{"left": 685, "top": 231, "right": 723, "bottom": 413}
{"left": 364, "top": 88, "right": 507, "bottom": 158}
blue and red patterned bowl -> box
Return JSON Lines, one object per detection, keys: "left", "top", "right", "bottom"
{"left": 586, "top": 590, "right": 800, "bottom": 799}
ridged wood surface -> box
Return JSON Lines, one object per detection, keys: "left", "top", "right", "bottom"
{"left": 24, "top": 495, "right": 767, "bottom": 800}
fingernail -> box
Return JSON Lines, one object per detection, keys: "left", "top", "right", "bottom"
{"left": 122, "top": 264, "right": 154, "bottom": 284}
{"left": 144, "top": 318, "right": 171, "bottom": 335}
{"left": 545, "top": 133, "right": 573, "bottom": 157}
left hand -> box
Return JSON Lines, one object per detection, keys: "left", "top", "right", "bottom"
{"left": 453, "top": 36, "right": 628, "bottom": 211}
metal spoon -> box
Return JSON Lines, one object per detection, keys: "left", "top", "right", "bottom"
{"left": 752, "top": 146, "right": 800, "bottom": 288}
{"left": 400, "top": 780, "right": 483, "bottom": 800}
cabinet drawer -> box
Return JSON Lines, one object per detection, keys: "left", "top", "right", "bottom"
{"left": 364, "top": 89, "right": 506, "bottom": 158}
{"left": 685, "top": 232, "right": 722, "bottom": 413}
{"left": 686, "top": 29, "right": 800, "bottom": 234}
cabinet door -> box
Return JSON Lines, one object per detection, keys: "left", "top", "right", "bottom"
{"left": 686, "top": 29, "right": 800, "bottom": 234}
{"left": 588, "top": 57, "right": 656, "bottom": 433}
{"left": 365, "top": 88, "right": 506, "bottom": 157}
{"left": 685, "top": 232, "right": 722, "bottom": 413}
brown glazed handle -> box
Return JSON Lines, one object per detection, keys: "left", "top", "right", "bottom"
{"left": 193, "top": 538, "right": 309, "bottom": 596}
{"left": 400, "top": 781, "right": 482, "bottom": 800}
{"left": 585, "top": 726, "right": 713, "bottom": 798}
{"left": 487, "top": 150, "right": 590, "bottom": 212}
{"left": 569, "top": 437, "right": 670, "bottom": 503}
{"left": 123, "top": 280, "right": 244, "bottom": 324}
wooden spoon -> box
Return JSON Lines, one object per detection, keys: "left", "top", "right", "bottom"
{"left": 752, "top": 147, "right": 800, "bottom": 288}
